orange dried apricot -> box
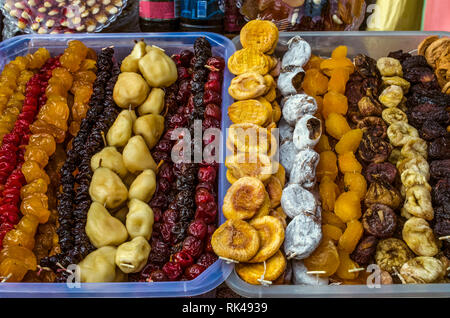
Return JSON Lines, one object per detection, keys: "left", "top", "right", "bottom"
{"left": 336, "top": 250, "right": 360, "bottom": 280}
{"left": 335, "top": 129, "right": 363, "bottom": 154}
{"left": 343, "top": 172, "right": 367, "bottom": 200}
{"left": 322, "top": 224, "right": 343, "bottom": 242}
{"left": 322, "top": 91, "right": 348, "bottom": 119}
{"left": 338, "top": 152, "right": 362, "bottom": 173}
{"left": 302, "top": 69, "right": 329, "bottom": 96}
{"left": 316, "top": 151, "right": 338, "bottom": 182}
{"left": 328, "top": 68, "right": 350, "bottom": 94}
{"left": 322, "top": 210, "right": 346, "bottom": 231}
{"left": 331, "top": 46, "right": 348, "bottom": 59}
{"left": 320, "top": 57, "right": 354, "bottom": 77}
{"left": 325, "top": 112, "right": 351, "bottom": 140}
{"left": 334, "top": 191, "right": 361, "bottom": 223}
{"left": 314, "top": 95, "right": 324, "bottom": 115}
{"left": 304, "top": 54, "right": 324, "bottom": 71}
{"left": 319, "top": 176, "right": 340, "bottom": 211}
{"left": 315, "top": 134, "right": 331, "bottom": 153}
{"left": 304, "top": 238, "right": 340, "bottom": 277}
{"left": 338, "top": 219, "right": 363, "bottom": 254}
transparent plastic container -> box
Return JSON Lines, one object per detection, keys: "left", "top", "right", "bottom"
{"left": 227, "top": 31, "right": 450, "bottom": 298}
{"left": 0, "top": 32, "right": 235, "bottom": 298}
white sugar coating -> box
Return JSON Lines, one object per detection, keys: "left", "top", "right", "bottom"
{"left": 284, "top": 212, "right": 322, "bottom": 260}
{"left": 282, "top": 36, "right": 312, "bottom": 69}
{"left": 279, "top": 140, "right": 298, "bottom": 177}
{"left": 289, "top": 148, "right": 319, "bottom": 189}
{"left": 291, "top": 260, "right": 329, "bottom": 286}
{"left": 293, "top": 114, "right": 322, "bottom": 151}
{"left": 281, "top": 183, "right": 318, "bottom": 219}
{"left": 279, "top": 117, "right": 294, "bottom": 145}
{"left": 277, "top": 66, "right": 305, "bottom": 97}
{"left": 281, "top": 94, "right": 317, "bottom": 126}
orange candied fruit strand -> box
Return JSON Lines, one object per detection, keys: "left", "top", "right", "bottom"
{"left": 304, "top": 238, "right": 340, "bottom": 277}
{"left": 328, "top": 67, "right": 350, "bottom": 94}
{"left": 320, "top": 57, "right": 355, "bottom": 77}
{"left": 79, "top": 59, "right": 97, "bottom": 72}
{"left": 322, "top": 224, "right": 343, "bottom": 242}
{"left": 316, "top": 150, "right": 338, "bottom": 182}
{"left": 21, "top": 160, "right": 50, "bottom": 184}
{"left": 338, "top": 219, "right": 364, "bottom": 254}
{"left": 27, "top": 133, "right": 56, "bottom": 156}
{"left": 336, "top": 250, "right": 360, "bottom": 280}
{"left": 20, "top": 193, "right": 50, "bottom": 224}
{"left": 50, "top": 67, "right": 74, "bottom": 92}
{"left": 304, "top": 55, "right": 325, "bottom": 71}
{"left": 302, "top": 69, "right": 329, "bottom": 96}
{"left": 37, "top": 97, "right": 69, "bottom": 132}
{"left": 338, "top": 152, "right": 362, "bottom": 173}
{"left": 2, "top": 229, "right": 35, "bottom": 250}
{"left": 343, "top": 172, "right": 367, "bottom": 200}
{"left": 26, "top": 48, "right": 50, "bottom": 70}
{"left": 322, "top": 91, "right": 348, "bottom": 119}
{"left": 319, "top": 176, "right": 340, "bottom": 211}
{"left": 60, "top": 40, "right": 89, "bottom": 73}
{"left": 0, "top": 258, "right": 29, "bottom": 282}
{"left": 315, "top": 134, "right": 331, "bottom": 153}
{"left": 334, "top": 191, "right": 361, "bottom": 223}
{"left": 30, "top": 119, "right": 66, "bottom": 144}
{"left": 15, "top": 214, "right": 40, "bottom": 237}
{"left": 335, "top": 129, "right": 363, "bottom": 154}
{"left": 0, "top": 246, "right": 37, "bottom": 271}
{"left": 325, "top": 112, "right": 351, "bottom": 140}
{"left": 20, "top": 178, "right": 48, "bottom": 200}
{"left": 24, "top": 146, "right": 49, "bottom": 168}
{"left": 321, "top": 210, "right": 346, "bottom": 231}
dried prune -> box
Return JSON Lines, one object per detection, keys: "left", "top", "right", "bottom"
{"left": 388, "top": 50, "right": 410, "bottom": 63}
{"left": 407, "top": 103, "right": 449, "bottom": 128}
{"left": 358, "top": 133, "right": 392, "bottom": 164}
{"left": 401, "top": 55, "right": 429, "bottom": 69}
{"left": 362, "top": 204, "right": 397, "bottom": 238}
{"left": 430, "top": 160, "right": 450, "bottom": 181}
{"left": 350, "top": 235, "right": 378, "bottom": 265}
{"left": 428, "top": 136, "right": 450, "bottom": 160}
{"left": 432, "top": 178, "right": 450, "bottom": 206}
{"left": 434, "top": 205, "right": 450, "bottom": 237}
{"left": 356, "top": 116, "right": 387, "bottom": 139}
{"left": 420, "top": 120, "right": 447, "bottom": 141}
{"left": 365, "top": 162, "right": 397, "bottom": 184}
{"left": 403, "top": 67, "right": 435, "bottom": 84}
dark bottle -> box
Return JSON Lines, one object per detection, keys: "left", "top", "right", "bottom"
{"left": 178, "top": 0, "right": 225, "bottom": 33}
{"left": 139, "top": 0, "right": 180, "bottom": 32}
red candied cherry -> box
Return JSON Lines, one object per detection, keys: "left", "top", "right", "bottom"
{"left": 207, "top": 70, "right": 221, "bottom": 83}
{"left": 195, "top": 188, "right": 214, "bottom": 206}
{"left": 150, "top": 270, "right": 168, "bottom": 282}
{"left": 157, "top": 178, "right": 171, "bottom": 193}
{"left": 204, "top": 234, "right": 214, "bottom": 253}
{"left": 162, "top": 262, "right": 183, "bottom": 281}
{"left": 205, "top": 80, "right": 221, "bottom": 93}
{"left": 207, "top": 224, "right": 217, "bottom": 236}
{"left": 182, "top": 236, "right": 204, "bottom": 258}
{"left": 204, "top": 103, "right": 221, "bottom": 121}
{"left": 184, "top": 264, "right": 206, "bottom": 280}
{"left": 155, "top": 139, "right": 172, "bottom": 153}
{"left": 177, "top": 67, "right": 191, "bottom": 80}
{"left": 173, "top": 251, "right": 194, "bottom": 268}
{"left": 197, "top": 253, "right": 218, "bottom": 268}
{"left": 180, "top": 50, "right": 194, "bottom": 66}
{"left": 160, "top": 222, "right": 174, "bottom": 243}
{"left": 206, "top": 56, "right": 225, "bottom": 71}
{"left": 198, "top": 166, "right": 217, "bottom": 183}
{"left": 196, "top": 182, "right": 215, "bottom": 196}
{"left": 162, "top": 209, "right": 179, "bottom": 224}
{"left": 172, "top": 54, "right": 182, "bottom": 66}
{"left": 152, "top": 208, "right": 162, "bottom": 223}
{"left": 202, "top": 117, "right": 220, "bottom": 131}
{"left": 169, "top": 114, "right": 187, "bottom": 128}
{"left": 187, "top": 219, "right": 207, "bottom": 240}
{"left": 158, "top": 163, "right": 175, "bottom": 182}
{"left": 195, "top": 202, "right": 218, "bottom": 224}
{"left": 203, "top": 90, "right": 222, "bottom": 105}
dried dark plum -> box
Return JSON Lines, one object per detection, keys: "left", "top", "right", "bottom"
{"left": 430, "top": 159, "right": 450, "bottom": 181}
{"left": 365, "top": 162, "right": 397, "bottom": 184}
{"left": 407, "top": 103, "right": 449, "bottom": 128}
{"left": 401, "top": 55, "right": 429, "bottom": 69}
{"left": 428, "top": 136, "right": 450, "bottom": 160}
{"left": 358, "top": 133, "right": 392, "bottom": 164}
{"left": 350, "top": 236, "right": 378, "bottom": 265}
{"left": 432, "top": 178, "right": 450, "bottom": 206}
{"left": 434, "top": 205, "right": 450, "bottom": 237}
{"left": 420, "top": 120, "right": 447, "bottom": 141}
{"left": 403, "top": 66, "right": 435, "bottom": 84}
{"left": 362, "top": 204, "right": 397, "bottom": 238}
{"left": 388, "top": 50, "right": 410, "bottom": 62}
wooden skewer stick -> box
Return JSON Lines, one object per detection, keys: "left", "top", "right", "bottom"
{"left": 439, "top": 236, "right": 450, "bottom": 241}
{"left": 393, "top": 267, "right": 406, "bottom": 284}
{"left": 119, "top": 263, "right": 135, "bottom": 269}
{"left": 348, "top": 267, "right": 365, "bottom": 273}
{"left": 219, "top": 256, "right": 239, "bottom": 264}
{"left": 257, "top": 261, "right": 272, "bottom": 286}
{"left": 56, "top": 262, "right": 72, "bottom": 274}
{"left": 306, "top": 271, "right": 326, "bottom": 275}
{"left": 1, "top": 273, "right": 12, "bottom": 283}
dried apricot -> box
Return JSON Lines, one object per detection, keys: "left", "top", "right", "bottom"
{"left": 319, "top": 176, "right": 340, "bottom": 211}
{"left": 343, "top": 172, "right": 367, "bottom": 200}
{"left": 338, "top": 152, "right": 362, "bottom": 173}
{"left": 225, "top": 153, "right": 273, "bottom": 183}
{"left": 328, "top": 68, "right": 350, "bottom": 94}
{"left": 228, "top": 47, "right": 269, "bottom": 75}
{"left": 252, "top": 191, "right": 271, "bottom": 219}
{"left": 320, "top": 57, "right": 354, "bottom": 77}
{"left": 302, "top": 69, "right": 328, "bottom": 96}
{"left": 335, "top": 191, "right": 361, "bottom": 223}
{"left": 331, "top": 46, "right": 348, "bottom": 59}
{"left": 335, "top": 129, "right": 363, "bottom": 154}
{"left": 322, "top": 91, "right": 348, "bottom": 119}
{"left": 315, "top": 134, "right": 331, "bottom": 153}
{"left": 314, "top": 95, "right": 324, "bottom": 115}
{"left": 338, "top": 220, "right": 364, "bottom": 254}
{"left": 304, "top": 238, "right": 340, "bottom": 277}
{"left": 304, "top": 54, "right": 324, "bottom": 70}
{"left": 236, "top": 250, "right": 286, "bottom": 285}
{"left": 321, "top": 210, "right": 346, "bottom": 231}
{"left": 248, "top": 216, "right": 284, "bottom": 263}
{"left": 316, "top": 151, "right": 338, "bottom": 182}
{"left": 322, "top": 224, "right": 343, "bottom": 242}
{"left": 325, "top": 113, "right": 351, "bottom": 140}
{"left": 240, "top": 20, "right": 279, "bottom": 53}
{"left": 336, "top": 250, "right": 360, "bottom": 280}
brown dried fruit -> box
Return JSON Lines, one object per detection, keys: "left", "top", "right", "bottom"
{"left": 425, "top": 37, "right": 450, "bottom": 68}
{"left": 350, "top": 235, "right": 378, "bottom": 265}
{"left": 358, "top": 133, "right": 392, "bottom": 164}
{"left": 375, "top": 238, "right": 414, "bottom": 274}
{"left": 365, "top": 162, "right": 397, "bottom": 184}
{"left": 357, "top": 96, "right": 383, "bottom": 117}
{"left": 362, "top": 203, "right": 397, "bottom": 239}
{"left": 402, "top": 217, "right": 438, "bottom": 257}
{"left": 400, "top": 256, "right": 446, "bottom": 284}
{"left": 418, "top": 35, "right": 439, "bottom": 56}
{"left": 365, "top": 181, "right": 402, "bottom": 210}
{"left": 356, "top": 116, "right": 387, "bottom": 139}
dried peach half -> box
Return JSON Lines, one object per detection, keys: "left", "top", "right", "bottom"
{"left": 236, "top": 250, "right": 286, "bottom": 285}
{"left": 265, "top": 176, "right": 282, "bottom": 208}
{"left": 252, "top": 191, "right": 271, "bottom": 219}
{"left": 248, "top": 216, "right": 285, "bottom": 263}
{"left": 228, "top": 47, "right": 269, "bottom": 75}
{"left": 225, "top": 153, "right": 274, "bottom": 183}
{"left": 269, "top": 206, "right": 287, "bottom": 228}
{"left": 223, "top": 176, "right": 266, "bottom": 220}
{"left": 240, "top": 20, "right": 279, "bottom": 53}
{"left": 228, "top": 123, "right": 272, "bottom": 155}
{"left": 212, "top": 219, "right": 260, "bottom": 262}
{"left": 228, "top": 99, "right": 271, "bottom": 126}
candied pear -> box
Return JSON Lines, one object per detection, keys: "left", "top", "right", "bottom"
{"left": 138, "top": 46, "right": 178, "bottom": 88}
{"left": 89, "top": 167, "right": 128, "bottom": 209}
{"left": 78, "top": 246, "right": 117, "bottom": 282}
{"left": 115, "top": 236, "right": 151, "bottom": 274}
{"left": 91, "top": 146, "right": 128, "bottom": 178}
{"left": 121, "top": 41, "right": 146, "bottom": 73}
{"left": 107, "top": 110, "right": 136, "bottom": 147}
{"left": 85, "top": 202, "right": 128, "bottom": 248}
{"left": 133, "top": 114, "right": 164, "bottom": 149}
{"left": 113, "top": 72, "right": 149, "bottom": 109}
{"left": 122, "top": 135, "right": 157, "bottom": 173}
{"left": 126, "top": 199, "right": 154, "bottom": 240}
{"left": 128, "top": 169, "right": 156, "bottom": 202}
{"left": 138, "top": 88, "right": 165, "bottom": 115}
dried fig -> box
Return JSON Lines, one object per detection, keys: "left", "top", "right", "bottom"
{"left": 365, "top": 162, "right": 397, "bottom": 184}
{"left": 402, "top": 217, "right": 438, "bottom": 257}
{"left": 400, "top": 256, "right": 446, "bottom": 284}
{"left": 357, "top": 96, "right": 383, "bottom": 117}
{"left": 375, "top": 238, "right": 414, "bottom": 274}
{"left": 236, "top": 250, "right": 286, "bottom": 285}
{"left": 358, "top": 133, "right": 392, "bottom": 164}
{"left": 356, "top": 116, "right": 387, "bottom": 139}
{"left": 364, "top": 181, "right": 402, "bottom": 210}
{"left": 362, "top": 203, "right": 397, "bottom": 239}
{"left": 350, "top": 235, "right": 378, "bottom": 265}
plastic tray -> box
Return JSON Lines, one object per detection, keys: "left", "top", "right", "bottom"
{"left": 226, "top": 31, "right": 450, "bottom": 298}
{"left": 0, "top": 32, "right": 235, "bottom": 298}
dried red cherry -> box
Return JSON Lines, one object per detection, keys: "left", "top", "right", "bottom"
{"left": 184, "top": 264, "right": 206, "bottom": 280}
{"left": 182, "top": 236, "right": 204, "bottom": 258}
{"left": 173, "top": 251, "right": 194, "bottom": 268}
{"left": 196, "top": 253, "right": 218, "bottom": 268}
{"left": 162, "top": 262, "right": 183, "bottom": 281}
{"left": 188, "top": 219, "right": 207, "bottom": 240}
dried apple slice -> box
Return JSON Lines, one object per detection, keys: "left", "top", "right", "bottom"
{"left": 211, "top": 219, "right": 260, "bottom": 262}
{"left": 248, "top": 216, "right": 285, "bottom": 263}
{"left": 235, "top": 250, "right": 287, "bottom": 285}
